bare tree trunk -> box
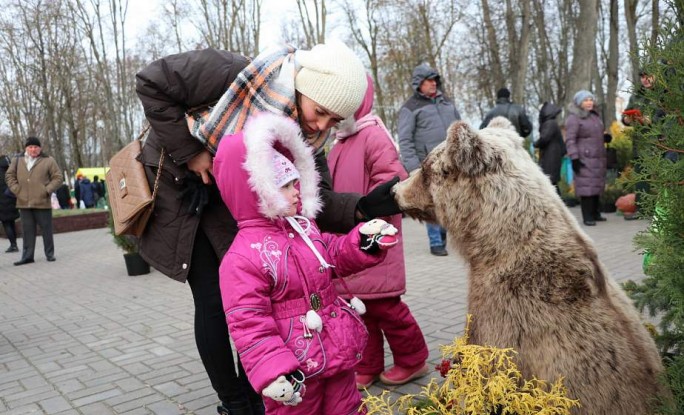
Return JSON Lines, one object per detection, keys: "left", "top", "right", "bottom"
{"left": 605, "top": 0, "right": 619, "bottom": 125}
{"left": 624, "top": 0, "right": 640, "bottom": 84}
{"left": 508, "top": 0, "right": 531, "bottom": 103}
{"left": 296, "top": 0, "right": 326, "bottom": 48}
{"left": 650, "top": 0, "right": 659, "bottom": 48}
{"left": 566, "top": 0, "right": 599, "bottom": 109}
{"left": 481, "top": 0, "right": 505, "bottom": 96}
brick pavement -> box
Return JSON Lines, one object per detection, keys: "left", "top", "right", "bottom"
{"left": 0, "top": 207, "right": 650, "bottom": 414}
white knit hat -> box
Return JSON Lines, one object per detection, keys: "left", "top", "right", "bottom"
{"left": 272, "top": 151, "right": 300, "bottom": 188}
{"left": 295, "top": 41, "right": 368, "bottom": 119}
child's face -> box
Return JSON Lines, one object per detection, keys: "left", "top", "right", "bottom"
{"left": 280, "top": 179, "right": 300, "bottom": 217}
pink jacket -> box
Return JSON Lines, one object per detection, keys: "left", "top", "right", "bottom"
{"left": 214, "top": 113, "right": 384, "bottom": 393}
{"left": 328, "top": 78, "right": 409, "bottom": 299}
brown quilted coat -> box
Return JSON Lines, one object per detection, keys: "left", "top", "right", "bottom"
{"left": 5, "top": 153, "right": 63, "bottom": 210}
{"left": 135, "top": 48, "right": 360, "bottom": 282}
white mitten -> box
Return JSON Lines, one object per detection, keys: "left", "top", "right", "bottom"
{"left": 262, "top": 374, "right": 304, "bottom": 406}
{"left": 359, "top": 219, "right": 399, "bottom": 252}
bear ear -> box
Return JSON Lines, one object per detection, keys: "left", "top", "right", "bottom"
{"left": 444, "top": 121, "right": 498, "bottom": 176}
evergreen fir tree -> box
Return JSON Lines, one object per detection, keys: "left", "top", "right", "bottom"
{"left": 622, "top": 2, "right": 684, "bottom": 412}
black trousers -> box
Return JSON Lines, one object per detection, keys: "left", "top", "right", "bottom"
{"left": 187, "top": 228, "right": 260, "bottom": 407}
{"left": 2, "top": 220, "right": 17, "bottom": 247}
{"left": 19, "top": 208, "right": 54, "bottom": 260}
{"left": 580, "top": 195, "right": 601, "bottom": 222}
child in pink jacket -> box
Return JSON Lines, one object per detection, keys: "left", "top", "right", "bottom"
{"left": 214, "top": 113, "right": 396, "bottom": 415}
{"left": 328, "top": 76, "right": 429, "bottom": 389}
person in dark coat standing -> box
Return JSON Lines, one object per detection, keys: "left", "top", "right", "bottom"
{"left": 78, "top": 176, "right": 95, "bottom": 208}
{"left": 0, "top": 154, "right": 20, "bottom": 252}
{"left": 565, "top": 90, "right": 608, "bottom": 226}
{"left": 135, "top": 43, "right": 400, "bottom": 415}
{"left": 397, "top": 63, "right": 461, "bottom": 256}
{"left": 55, "top": 183, "right": 71, "bottom": 209}
{"left": 480, "top": 87, "right": 533, "bottom": 138}
{"left": 534, "top": 102, "right": 566, "bottom": 195}
{"left": 4, "top": 137, "right": 63, "bottom": 264}
{"left": 74, "top": 174, "right": 83, "bottom": 208}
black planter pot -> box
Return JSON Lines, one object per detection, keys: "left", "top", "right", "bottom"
{"left": 123, "top": 252, "right": 150, "bottom": 276}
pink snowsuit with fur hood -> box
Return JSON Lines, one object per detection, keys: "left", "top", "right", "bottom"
{"left": 214, "top": 113, "right": 383, "bottom": 415}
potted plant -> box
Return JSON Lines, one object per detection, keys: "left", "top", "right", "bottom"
{"left": 108, "top": 212, "right": 150, "bottom": 276}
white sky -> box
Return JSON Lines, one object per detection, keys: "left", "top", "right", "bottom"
{"left": 124, "top": 0, "right": 300, "bottom": 48}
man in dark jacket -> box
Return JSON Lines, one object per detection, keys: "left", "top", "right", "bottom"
{"left": 5, "top": 137, "right": 63, "bottom": 265}
{"left": 534, "top": 102, "right": 566, "bottom": 195}
{"left": 480, "top": 87, "right": 532, "bottom": 138}
{"left": 397, "top": 63, "right": 461, "bottom": 256}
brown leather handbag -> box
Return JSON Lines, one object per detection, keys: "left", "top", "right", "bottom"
{"left": 105, "top": 125, "right": 165, "bottom": 237}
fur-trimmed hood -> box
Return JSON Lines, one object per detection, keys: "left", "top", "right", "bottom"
{"left": 213, "top": 112, "right": 322, "bottom": 223}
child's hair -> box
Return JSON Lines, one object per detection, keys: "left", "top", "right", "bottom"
{"left": 272, "top": 150, "right": 300, "bottom": 188}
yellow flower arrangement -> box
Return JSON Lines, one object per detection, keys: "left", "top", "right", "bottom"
{"left": 363, "top": 316, "right": 579, "bottom": 415}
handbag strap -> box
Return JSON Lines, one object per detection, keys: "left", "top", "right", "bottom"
{"left": 136, "top": 122, "right": 165, "bottom": 204}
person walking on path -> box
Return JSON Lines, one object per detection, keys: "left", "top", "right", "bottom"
{"left": 5, "top": 137, "right": 63, "bottom": 265}
{"left": 135, "top": 42, "right": 400, "bottom": 415}
{"left": 215, "top": 112, "right": 395, "bottom": 414}
{"left": 397, "top": 63, "right": 461, "bottom": 257}
{"left": 0, "top": 154, "right": 20, "bottom": 252}
{"left": 565, "top": 90, "right": 609, "bottom": 226}
{"left": 534, "top": 102, "right": 566, "bottom": 195}
{"left": 328, "top": 76, "right": 429, "bottom": 389}
{"left": 78, "top": 176, "right": 96, "bottom": 208}
{"left": 479, "top": 87, "right": 533, "bottom": 138}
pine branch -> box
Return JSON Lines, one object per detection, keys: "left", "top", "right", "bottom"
{"left": 653, "top": 141, "right": 684, "bottom": 154}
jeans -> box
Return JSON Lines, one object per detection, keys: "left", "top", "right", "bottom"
{"left": 426, "top": 223, "right": 446, "bottom": 247}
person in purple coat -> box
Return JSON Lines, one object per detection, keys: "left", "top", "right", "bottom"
{"left": 565, "top": 90, "right": 609, "bottom": 226}
{"left": 328, "top": 76, "right": 429, "bottom": 389}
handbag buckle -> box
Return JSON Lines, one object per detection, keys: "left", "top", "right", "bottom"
{"left": 119, "top": 177, "right": 128, "bottom": 197}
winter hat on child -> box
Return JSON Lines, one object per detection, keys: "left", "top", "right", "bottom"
{"left": 25, "top": 136, "right": 41, "bottom": 148}
{"left": 273, "top": 151, "right": 300, "bottom": 188}
{"left": 295, "top": 41, "right": 368, "bottom": 119}
{"left": 573, "top": 90, "right": 595, "bottom": 106}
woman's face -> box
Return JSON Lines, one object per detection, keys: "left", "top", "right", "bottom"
{"left": 297, "top": 94, "right": 344, "bottom": 137}
{"left": 580, "top": 98, "right": 594, "bottom": 111}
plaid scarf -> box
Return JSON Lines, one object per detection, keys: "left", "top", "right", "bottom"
{"left": 191, "top": 44, "right": 299, "bottom": 154}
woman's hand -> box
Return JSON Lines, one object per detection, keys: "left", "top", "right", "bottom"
{"left": 187, "top": 150, "right": 213, "bottom": 184}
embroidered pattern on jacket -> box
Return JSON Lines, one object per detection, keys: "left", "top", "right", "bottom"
{"left": 251, "top": 236, "right": 281, "bottom": 284}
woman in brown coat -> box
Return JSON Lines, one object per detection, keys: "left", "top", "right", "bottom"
{"left": 135, "top": 44, "right": 400, "bottom": 415}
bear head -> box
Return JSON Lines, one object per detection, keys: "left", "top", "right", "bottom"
{"left": 393, "top": 117, "right": 577, "bottom": 263}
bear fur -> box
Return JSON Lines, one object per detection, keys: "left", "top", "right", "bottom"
{"left": 393, "top": 117, "right": 665, "bottom": 414}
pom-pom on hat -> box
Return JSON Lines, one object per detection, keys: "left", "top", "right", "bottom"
{"left": 295, "top": 41, "right": 368, "bottom": 119}
{"left": 25, "top": 136, "right": 41, "bottom": 148}
{"left": 273, "top": 150, "right": 300, "bottom": 188}
{"left": 573, "top": 90, "right": 595, "bottom": 106}
{"left": 496, "top": 88, "right": 511, "bottom": 99}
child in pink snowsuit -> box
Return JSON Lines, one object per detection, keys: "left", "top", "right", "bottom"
{"left": 214, "top": 113, "right": 394, "bottom": 415}
{"left": 328, "top": 76, "right": 429, "bottom": 388}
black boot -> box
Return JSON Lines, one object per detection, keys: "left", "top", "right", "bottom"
{"left": 217, "top": 401, "right": 253, "bottom": 415}
{"left": 5, "top": 244, "right": 18, "bottom": 253}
